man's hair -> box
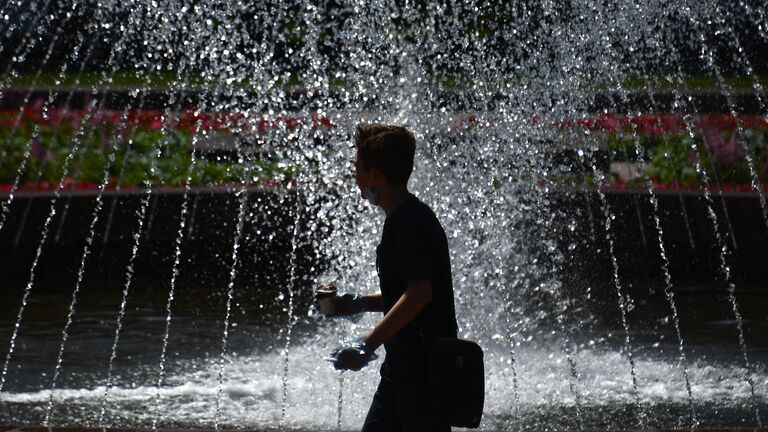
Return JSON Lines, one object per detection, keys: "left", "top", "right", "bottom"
{"left": 354, "top": 124, "right": 416, "bottom": 185}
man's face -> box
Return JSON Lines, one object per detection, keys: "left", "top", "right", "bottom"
{"left": 353, "top": 155, "right": 384, "bottom": 199}
{"left": 353, "top": 156, "right": 369, "bottom": 198}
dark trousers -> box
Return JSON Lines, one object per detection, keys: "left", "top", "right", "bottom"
{"left": 361, "top": 374, "right": 451, "bottom": 432}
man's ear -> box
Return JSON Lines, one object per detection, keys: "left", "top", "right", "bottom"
{"left": 369, "top": 167, "right": 386, "bottom": 186}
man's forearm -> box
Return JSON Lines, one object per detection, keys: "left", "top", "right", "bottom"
{"left": 362, "top": 293, "right": 384, "bottom": 312}
{"left": 365, "top": 280, "right": 432, "bottom": 351}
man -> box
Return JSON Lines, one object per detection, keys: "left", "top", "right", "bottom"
{"left": 317, "top": 124, "right": 458, "bottom": 431}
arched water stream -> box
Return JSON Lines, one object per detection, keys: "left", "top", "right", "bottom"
{"left": 0, "top": 0, "right": 767, "bottom": 430}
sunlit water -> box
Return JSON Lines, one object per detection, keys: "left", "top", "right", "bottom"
{"left": 0, "top": 288, "right": 766, "bottom": 431}
{"left": 2, "top": 0, "right": 768, "bottom": 430}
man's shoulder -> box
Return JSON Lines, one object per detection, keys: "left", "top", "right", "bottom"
{"left": 412, "top": 195, "right": 444, "bottom": 229}
{"left": 390, "top": 194, "right": 439, "bottom": 225}
{"left": 387, "top": 195, "right": 447, "bottom": 244}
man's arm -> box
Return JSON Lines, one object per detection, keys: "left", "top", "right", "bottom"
{"left": 362, "top": 293, "right": 384, "bottom": 312}
{"left": 315, "top": 286, "right": 382, "bottom": 316}
{"left": 364, "top": 279, "right": 432, "bottom": 351}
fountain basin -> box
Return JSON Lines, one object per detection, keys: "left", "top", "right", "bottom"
{"left": 2, "top": 186, "right": 765, "bottom": 296}
{"left": 2, "top": 427, "right": 768, "bottom": 432}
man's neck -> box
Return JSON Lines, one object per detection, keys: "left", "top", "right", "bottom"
{"left": 379, "top": 186, "right": 410, "bottom": 217}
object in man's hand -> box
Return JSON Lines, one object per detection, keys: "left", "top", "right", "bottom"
{"left": 316, "top": 288, "right": 338, "bottom": 315}
{"left": 327, "top": 338, "right": 378, "bottom": 371}
{"left": 315, "top": 291, "right": 365, "bottom": 321}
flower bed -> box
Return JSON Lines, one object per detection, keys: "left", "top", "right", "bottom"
{"left": 0, "top": 104, "right": 335, "bottom": 192}
{"left": 577, "top": 113, "right": 768, "bottom": 188}
{"left": 2, "top": 105, "right": 767, "bottom": 194}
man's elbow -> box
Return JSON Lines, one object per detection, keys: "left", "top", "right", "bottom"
{"left": 422, "top": 285, "right": 433, "bottom": 304}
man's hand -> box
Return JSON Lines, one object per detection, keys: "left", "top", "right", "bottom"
{"left": 315, "top": 283, "right": 367, "bottom": 317}
{"left": 327, "top": 338, "right": 378, "bottom": 371}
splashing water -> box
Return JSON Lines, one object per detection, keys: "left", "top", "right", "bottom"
{"left": 0, "top": 0, "right": 767, "bottom": 430}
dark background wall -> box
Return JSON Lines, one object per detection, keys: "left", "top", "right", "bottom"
{"left": 2, "top": 1, "right": 767, "bottom": 79}
{"left": 554, "top": 189, "right": 768, "bottom": 298}
{"left": 0, "top": 189, "right": 325, "bottom": 318}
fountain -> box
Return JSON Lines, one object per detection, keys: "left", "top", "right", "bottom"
{"left": 0, "top": 0, "right": 767, "bottom": 430}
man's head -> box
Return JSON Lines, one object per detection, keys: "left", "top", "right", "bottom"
{"left": 353, "top": 124, "right": 415, "bottom": 190}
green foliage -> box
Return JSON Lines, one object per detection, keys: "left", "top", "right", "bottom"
{"left": 0, "top": 124, "right": 291, "bottom": 189}
{"left": 621, "top": 74, "right": 768, "bottom": 91}
{"left": 643, "top": 134, "right": 701, "bottom": 185}
{"left": 743, "top": 127, "right": 768, "bottom": 180}
{"left": 8, "top": 71, "right": 205, "bottom": 88}
{"left": 603, "top": 127, "right": 768, "bottom": 186}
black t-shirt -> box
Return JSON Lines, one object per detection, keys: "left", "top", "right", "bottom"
{"left": 376, "top": 193, "right": 458, "bottom": 381}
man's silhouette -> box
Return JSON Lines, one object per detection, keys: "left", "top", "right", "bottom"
{"left": 318, "top": 124, "right": 458, "bottom": 431}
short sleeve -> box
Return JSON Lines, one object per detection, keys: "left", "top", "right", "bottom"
{"left": 393, "top": 217, "right": 432, "bottom": 281}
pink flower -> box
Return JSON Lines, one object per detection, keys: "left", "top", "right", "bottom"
{"left": 31, "top": 138, "right": 46, "bottom": 161}
{"left": 704, "top": 129, "right": 744, "bottom": 165}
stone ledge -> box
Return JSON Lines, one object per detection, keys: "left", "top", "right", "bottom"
{"left": 2, "top": 427, "right": 767, "bottom": 432}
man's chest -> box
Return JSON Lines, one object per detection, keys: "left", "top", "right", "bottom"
{"left": 376, "top": 230, "right": 406, "bottom": 294}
